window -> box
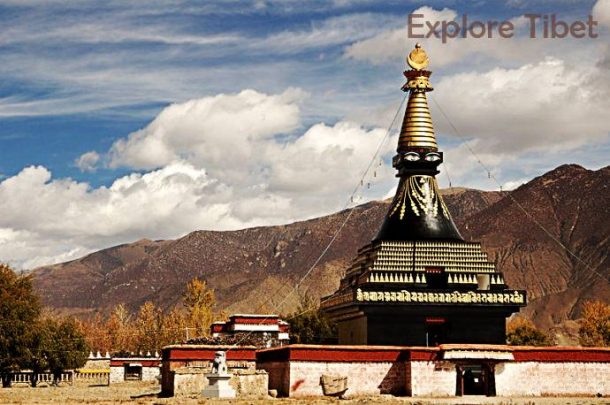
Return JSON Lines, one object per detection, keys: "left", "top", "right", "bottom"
{"left": 425, "top": 267, "right": 446, "bottom": 289}
{"left": 124, "top": 364, "right": 142, "bottom": 381}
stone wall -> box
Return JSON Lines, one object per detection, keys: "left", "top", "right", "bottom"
{"left": 256, "top": 361, "right": 289, "bottom": 396}
{"left": 231, "top": 370, "right": 269, "bottom": 398}
{"left": 172, "top": 368, "right": 206, "bottom": 396}
{"left": 287, "top": 360, "right": 405, "bottom": 397}
{"left": 256, "top": 345, "right": 413, "bottom": 397}
{"left": 170, "top": 367, "right": 268, "bottom": 397}
{"left": 142, "top": 366, "right": 161, "bottom": 382}
{"left": 109, "top": 365, "right": 160, "bottom": 384}
{"left": 409, "top": 360, "right": 455, "bottom": 397}
{"left": 260, "top": 358, "right": 458, "bottom": 397}
{"left": 495, "top": 361, "right": 609, "bottom": 396}
{"left": 109, "top": 367, "right": 123, "bottom": 384}
{"left": 160, "top": 344, "right": 257, "bottom": 396}
{"left": 162, "top": 343, "right": 610, "bottom": 398}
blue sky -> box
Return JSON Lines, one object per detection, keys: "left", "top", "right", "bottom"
{"left": 0, "top": 0, "right": 608, "bottom": 268}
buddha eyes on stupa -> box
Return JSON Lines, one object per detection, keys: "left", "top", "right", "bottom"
{"left": 405, "top": 152, "right": 420, "bottom": 161}
{"left": 425, "top": 152, "right": 441, "bottom": 162}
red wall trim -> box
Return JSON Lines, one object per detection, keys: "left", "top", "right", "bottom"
{"left": 289, "top": 349, "right": 404, "bottom": 362}
{"left": 257, "top": 345, "right": 439, "bottom": 363}
{"left": 409, "top": 349, "right": 439, "bottom": 361}
{"left": 512, "top": 349, "right": 610, "bottom": 362}
{"left": 110, "top": 360, "right": 160, "bottom": 367}
{"left": 165, "top": 347, "right": 256, "bottom": 361}
{"left": 164, "top": 344, "right": 610, "bottom": 364}
{"left": 230, "top": 317, "right": 279, "bottom": 325}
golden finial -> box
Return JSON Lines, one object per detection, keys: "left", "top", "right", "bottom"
{"left": 407, "top": 43, "right": 429, "bottom": 71}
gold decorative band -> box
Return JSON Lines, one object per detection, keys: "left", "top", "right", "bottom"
{"left": 397, "top": 91, "right": 438, "bottom": 150}
{"left": 403, "top": 121, "right": 434, "bottom": 127}
{"left": 400, "top": 132, "right": 436, "bottom": 138}
{"left": 399, "top": 142, "right": 437, "bottom": 148}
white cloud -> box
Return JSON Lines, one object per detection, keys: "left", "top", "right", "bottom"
{"left": 432, "top": 58, "right": 610, "bottom": 154}
{"left": 502, "top": 178, "right": 528, "bottom": 191}
{"left": 593, "top": 0, "right": 610, "bottom": 29}
{"left": 0, "top": 163, "right": 229, "bottom": 268}
{"left": 0, "top": 89, "right": 398, "bottom": 268}
{"left": 107, "top": 89, "right": 396, "bottom": 200}
{"left": 108, "top": 88, "right": 306, "bottom": 171}
{"left": 75, "top": 151, "right": 100, "bottom": 172}
{"left": 252, "top": 13, "right": 398, "bottom": 54}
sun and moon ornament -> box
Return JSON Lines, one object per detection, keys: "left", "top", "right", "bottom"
{"left": 407, "top": 43, "right": 429, "bottom": 71}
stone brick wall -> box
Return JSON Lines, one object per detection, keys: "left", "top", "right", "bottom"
{"left": 257, "top": 361, "right": 290, "bottom": 396}
{"left": 495, "top": 361, "right": 609, "bottom": 396}
{"left": 256, "top": 344, "right": 412, "bottom": 397}
{"left": 163, "top": 344, "right": 610, "bottom": 398}
{"left": 142, "top": 366, "right": 161, "bottom": 382}
{"left": 160, "top": 345, "right": 257, "bottom": 396}
{"left": 173, "top": 368, "right": 206, "bottom": 395}
{"left": 109, "top": 365, "right": 159, "bottom": 383}
{"left": 262, "top": 361, "right": 405, "bottom": 397}
{"left": 170, "top": 367, "right": 268, "bottom": 397}
{"left": 109, "top": 367, "right": 123, "bottom": 384}
{"left": 231, "top": 370, "right": 269, "bottom": 398}
{"left": 409, "top": 361, "right": 455, "bottom": 397}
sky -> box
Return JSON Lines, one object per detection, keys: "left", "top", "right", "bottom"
{"left": 0, "top": 0, "right": 609, "bottom": 269}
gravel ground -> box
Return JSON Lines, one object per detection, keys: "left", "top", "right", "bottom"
{"left": 0, "top": 383, "right": 607, "bottom": 405}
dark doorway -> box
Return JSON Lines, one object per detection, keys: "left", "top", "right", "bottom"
{"left": 425, "top": 267, "right": 447, "bottom": 289}
{"left": 425, "top": 318, "right": 446, "bottom": 346}
{"left": 463, "top": 365, "right": 484, "bottom": 395}
{"left": 456, "top": 364, "right": 495, "bottom": 396}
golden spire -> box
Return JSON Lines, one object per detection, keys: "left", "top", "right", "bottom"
{"left": 398, "top": 43, "right": 438, "bottom": 152}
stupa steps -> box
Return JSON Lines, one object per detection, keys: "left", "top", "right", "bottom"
{"left": 357, "top": 241, "right": 485, "bottom": 252}
{"left": 363, "top": 272, "right": 505, "bottom": 285}
{"left": 345, "top": 264, "right": 498, "bottom": 278}
{"left": 371, "top": 266, "right": 496, "bottom": 272}
{"left": 353, "top": 260, "right": 493, "bottom": 268}
{"left": 373, "top": 256, "right": 490, "bottom": 261}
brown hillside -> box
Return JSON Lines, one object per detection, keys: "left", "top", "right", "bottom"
{"left": 32, "top": 165, "right": 609, "bottom": 335}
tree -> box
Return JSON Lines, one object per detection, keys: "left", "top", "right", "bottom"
{"left": 161, "top": 307, "right": 188, "bottom": 346}
{"left": 287, "top": 294, "right": 336, "bottom": 344}
{"left": 33, "top": 317, "right": 89, "bottom": 384}
{"left": 579, "top": 300, "right": 610, "bottom": 347}
{"left": 106, "top": 304, "right": 136, "bottom": 353}
{"left": 76, "top": 313, "right": 112, "bottom": 354}
{"left": 506, "top": 316, "right": 553, "bottom": 346}
{"left": 183, "top": 278, "right": 216, "bottom": 338}
{"left": 0, "top": 263, "right": 40, "bottom": 386}
{"left": 135, "top": 301, "right": 164, "bottom": 353}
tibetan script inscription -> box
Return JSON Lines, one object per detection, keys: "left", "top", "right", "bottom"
{"left": 355, "top": 288, "right": 525, "bottom": 305}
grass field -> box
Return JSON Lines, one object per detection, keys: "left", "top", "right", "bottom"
{"left": 0, "top": 382, "right": 607, "bottom": 404}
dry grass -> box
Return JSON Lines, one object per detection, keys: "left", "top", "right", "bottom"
{"left": 0, "top": 382, "right": 607, "bottom": 405}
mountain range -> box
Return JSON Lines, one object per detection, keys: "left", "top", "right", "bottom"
{"left": 32, "top": 164, "right": 610, "bottom": 343}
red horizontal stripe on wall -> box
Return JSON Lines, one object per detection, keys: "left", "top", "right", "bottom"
{"left": 513, "top": 349, "right": 610, "bottom": 362}
{"left": 167, "top": 348, "right": 256, "bottom": 361}
{"left": 257, "top": 345, "right": 439, "bottom": 362}
{"left": 110, "top": 360, "right": 160, "bottom": 367}
{"left": 230, "top": 318, "right": 279, "bottom": 325}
